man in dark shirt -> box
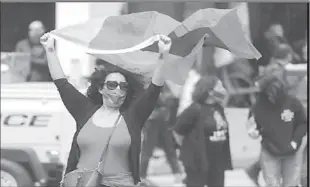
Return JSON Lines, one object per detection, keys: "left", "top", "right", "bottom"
{"left": 248, "top": 71, "right": 307, "bottom": 187}
{"left": 15, "top": 20, "right": 51, "bottom": 82}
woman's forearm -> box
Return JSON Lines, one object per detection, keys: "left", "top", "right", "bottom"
{"left": 45, "top": 48, "right": 66, "bottom": 80}
{"left": 151, "top": 53, "right": 168, "bottom": 86}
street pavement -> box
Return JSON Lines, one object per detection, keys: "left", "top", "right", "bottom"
{"left": 148, "top": 171, "right": 258, "bottom": 187}
{"left": 146, "top": 149, "right": 259, "bottom": 187}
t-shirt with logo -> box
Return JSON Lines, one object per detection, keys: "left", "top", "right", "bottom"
{"left": 198, "top": 103, "right": 228, "bottom": 142}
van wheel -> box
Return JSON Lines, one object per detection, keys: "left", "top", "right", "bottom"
{"left": 1, "top": 159, "right": 32, "bottom": 187}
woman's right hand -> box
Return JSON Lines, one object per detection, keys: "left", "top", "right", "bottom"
{"left": 40, "top": 33, "right": 55, "bottom": 51}
{"left": 248, "top": 128, "right": 260, "bottom": 139}
{"left": 40, "top": 32, "right": 66, "bottom": 80}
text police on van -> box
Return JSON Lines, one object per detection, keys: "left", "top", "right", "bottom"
{"left": 1, "top": 114, "right": 51, "bottom": 127}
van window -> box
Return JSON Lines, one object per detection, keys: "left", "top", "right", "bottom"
{"left": 1, "top": 3, "right": 55, "bottom": 84}
{"left": 1, "top": 52, "right": 32, "bottom": 84}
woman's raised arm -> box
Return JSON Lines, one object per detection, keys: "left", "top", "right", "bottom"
{"left": 129, "top": 35, "right": 172, "bottom": 129}
{"left": 40, "top": 33, "right": 96, "bottom": 127}
{"left": 40, "top": 33, "right": 66, "bottom": 80}
{"left": 151, "top": 35, "right": 171, "bottom": 87}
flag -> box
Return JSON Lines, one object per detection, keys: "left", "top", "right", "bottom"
{"left": 50, "top": 9, "right": 261, "bottom": 86}
{"left": 174, "top": 8, "right": 261, "bottom": 60}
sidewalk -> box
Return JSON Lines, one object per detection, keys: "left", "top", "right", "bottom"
{"left": 148, "top": 170, "right": 257, "bottom": 187}
{"left": 146, "top": 149, "right": 258, "bottom": 187}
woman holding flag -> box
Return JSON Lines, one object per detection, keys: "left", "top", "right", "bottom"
{"left": 40, "top": 32, "right": 171, "bottom": 187}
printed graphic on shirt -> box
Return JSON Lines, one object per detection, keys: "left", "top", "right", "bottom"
{"left": 213, "top": 111, "right": 227, "bottom": 129}
{"left": 210, "top": 130, "right": 227, "bottom": 142}
{"left": 210, "top": 110, "right": 228, "bottom": 142}
{"left": 281, "top": 109, "right": 294, "bottom": 122}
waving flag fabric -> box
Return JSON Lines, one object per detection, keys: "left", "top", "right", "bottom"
{"left": 50, "top": 9, "right": 261, "bottom": 86}
{"left": 173, "top": 8, "right": 261, "bottom": 60}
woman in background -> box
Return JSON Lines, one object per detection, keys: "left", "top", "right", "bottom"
{"left": 173, "top": 76, "right": 232, "bottom": 187}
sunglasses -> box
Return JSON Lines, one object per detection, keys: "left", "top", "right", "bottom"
{"left": 104, "top": 81, "right": 129, "bottom": 91}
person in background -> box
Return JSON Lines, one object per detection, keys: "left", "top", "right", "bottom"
{"left": 294, "top": 32, "right": 308, "bottom": 64}
{"left": 246, "top": 46, "right": 306, "bottom": 186}
{"left": 95, "top": 59, "right": 107, "bottom": 71}
{"left": 264, "top": 24, "right": 300, "bottom": 64}
{"left": 248, "top": 66, "right": 307, "bottom": 187}
{"left": 140, "top": 85, "right": 182, "bottom": 183}
{"left": 173, "top": 76, "right": 232, "bottom": 187}
{"left": 270, "top": 44, "right": 293, "bottom": 66}
{"left": 15, "top": 20, "right": 51, "bottom": 82}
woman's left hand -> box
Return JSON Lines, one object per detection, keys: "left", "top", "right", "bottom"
{"left": 158, "top": 35, "right": 171, "bottom": 54}
{"left": 151, "top": 35, "right": 172, "bottom": 86}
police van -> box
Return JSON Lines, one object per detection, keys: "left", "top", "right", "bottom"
{"left": 1, "top": 52, "right": 80, "bottom": 187}
{"left": 1, "top": 82, "right": 81, "bottom": 187}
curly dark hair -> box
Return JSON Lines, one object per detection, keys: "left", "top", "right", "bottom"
{"left": 192, "top": 75, "right": 217, "bottom": 104}
{"left": 86, "top": 66, "right": 143, "bottom": 111}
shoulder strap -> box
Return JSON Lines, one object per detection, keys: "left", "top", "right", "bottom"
{"left": 97, "top": 114, "right": 121, "bottom": 168}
